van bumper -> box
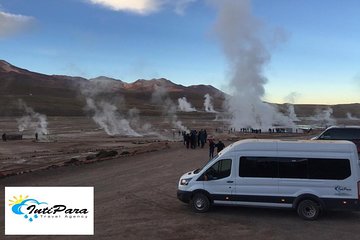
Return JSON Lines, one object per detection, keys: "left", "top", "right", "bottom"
{"left": 323, "top": 198, "right": 360, "bottom": 211}
{"left": 177, "top": 190, "right": 192, "bottom": 203}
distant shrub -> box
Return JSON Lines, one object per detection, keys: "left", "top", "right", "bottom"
{"left": 96, "top": 150, "right": 118, "bottom": 158}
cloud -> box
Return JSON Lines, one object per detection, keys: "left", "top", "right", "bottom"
{"left": 174, "top": 0, "right": 197, "bottom": 15}
{"left": 87, "top": 0, "right": 165, "bottom": 15}
{"left": 87, "top": 0, "right": 197, "bottom": 15}
{"left": 0, "top": 11, "right": 34, "bottom": 38}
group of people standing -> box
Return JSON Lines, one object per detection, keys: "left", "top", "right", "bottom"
{"left": 182, "top": 129, "right": 207, "bottom": 149}
{"left": 2, "top": 132, "right": 38, "bottom": 141}
{"left": 208, "top": 139, "right": 225, "bottom": 159}
{"left": 182, "top": 129, "right": 225, "bottom": 159}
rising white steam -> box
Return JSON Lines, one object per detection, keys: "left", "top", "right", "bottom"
{"left": 311, "top": 107, "right": 336, "bottom": 127}
{"left": 284, "top": 92, "right": 299, "bottom": 121}
{"left": 211, "top": 0, "right": 294, "bottom": 129}
{"left": 85, "top": 98, "right": 141, "bottom": 136}
{"left": 204, "top": 93, "right": 216, "bottom": 112}
{"left": 151, "top": 85, "right": 188, "bottom": 131}
{"left": 178, "top": 97, "right": 196, "bottom": 112}
{"left": 286, "top": 105, "right": 299, "bottom": 122}
{"left": 346, "top": 112, "right": 359, "bottom": 120}
{"left": 127, "top": 108, "right": 142, "bottom": 129}
{"left": 82, "top": 78, "right": 142, "bottom": 136}
{"left": 284, "top": 92, "right": 299, "bottom": 103}
{"left": 127, "top": 107, "right": 160, "bottom": 135}
{"left": 16, "top": 100, "right": 48, "bottom": 139}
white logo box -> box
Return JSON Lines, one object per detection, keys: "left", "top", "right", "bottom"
{"left": 5, "top": 186, "right": 94, "bottom": 235}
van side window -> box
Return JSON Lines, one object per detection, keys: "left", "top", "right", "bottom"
{"left": 308, "top": 158, "right": 351, "bottom": 180}
{"left": 239, "top": 157, "right": 277, "bottom": 178}
{"left": 239, "top": 156, "right": 351, "bottom": 180}
{"left": 205, "top": 159, "right": 232, "bottom": 181}
{"left": 279, "top": 158, "right": 308, "bottom": 179}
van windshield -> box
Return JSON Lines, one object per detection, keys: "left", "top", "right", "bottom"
{"left": 193, "top": 154, "right": 220, "bottom": 174}
{"left": 320, "top": 128, "right": 360, "bottom": 140}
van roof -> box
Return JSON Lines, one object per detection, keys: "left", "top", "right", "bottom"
{"left": 325, "top": 125, "right": 360, "bottom": 129}
{"left": 220, "top": 139, "right": 356, "bottom": 155}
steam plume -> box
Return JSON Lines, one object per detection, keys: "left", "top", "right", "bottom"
{"left": 312, "top": 107, "right": 336, "bottom": 127}
{"left": 346, "top": 112, "right": 359, "bottom": 120}
{"left": 204, "top": 93, "right": 216, "bottom": 112}
{"left": 127, "top": 108, "right": 160, "bottom": 134}
{"left": 16, "top": 100, "right": 48, "bottom": 139}
{"left": 284, "top": 92, "right": 299, "bottom": 121}
{"left": 178, "top": 97, "right": 196, "bottom": 112}
{"left": 85, "top": 98, "right": 141, "bottom": 136}
{"left": 211, "top": 0, "right": 294, "bottom": 129}
{"left": 81, "top": 77, "right": 142, "bottom": 136}
{"left": 286, "top": 105, "right": 299, "bottom": 122}
{"left": 151, "top": 85, "right": 188, "bottom": 132}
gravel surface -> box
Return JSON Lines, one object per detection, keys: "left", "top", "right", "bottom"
{"left": 1, "top": 142, "right": 360, "bottom": 240}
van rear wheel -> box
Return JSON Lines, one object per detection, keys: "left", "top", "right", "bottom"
{"left": 190, "top": 193, "right": 210, "bottom": 213}
{"left": 297, "top": 199, "right": 320, "bottom": 220}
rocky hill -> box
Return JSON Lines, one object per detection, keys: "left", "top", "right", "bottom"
{"left": 1, "top": 60, "right": 360, "bottom": 119}
{"left": 0, "top": 60, "right": 224, "bottom": 116}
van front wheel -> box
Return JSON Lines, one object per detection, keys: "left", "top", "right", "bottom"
{"left": 190, "top": 193, "right": 210, "bottom": 213}
{"left": 297, "top": 199, "right": 320, "bottom": 220}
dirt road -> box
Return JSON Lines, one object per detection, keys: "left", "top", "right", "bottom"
{"left": 1, "top": 142, "right": 360, "bottom": 240}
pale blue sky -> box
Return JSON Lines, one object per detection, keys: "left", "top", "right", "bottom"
{"left": 0, "top": 0, "right": 359, "bottom": 104}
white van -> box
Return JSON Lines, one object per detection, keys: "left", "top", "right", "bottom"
{"left": 177, "top": 139, "right": 360, "bottom": 220}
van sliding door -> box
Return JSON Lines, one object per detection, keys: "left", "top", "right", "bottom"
{"left": 235, "top": 156, "right": 280, "bottom": 206}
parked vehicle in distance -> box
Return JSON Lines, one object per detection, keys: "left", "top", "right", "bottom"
{"left": 312, "top": 126, "right": 360, "bottom": 153}
{"left": 177, "top": 139, "right": 360, "bottom": 220}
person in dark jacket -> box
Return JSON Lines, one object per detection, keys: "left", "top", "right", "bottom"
{"left": 215, "top": 140, "right": 225, "bottom": 153}
{"left": 208, "top": 139, "right": 215, "bottom": 159}
{"left": 185, "top": 133, "right": 190, "bottom": 149}
{"left": 190, "top": 130, "right": 197, "bottom": 149}
{"left": 199, "top": 129, "right": 206, "bottom": 148}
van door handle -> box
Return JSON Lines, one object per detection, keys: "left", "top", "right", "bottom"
{"left": 226, "top": 181, "right": 234, "bottom": 183}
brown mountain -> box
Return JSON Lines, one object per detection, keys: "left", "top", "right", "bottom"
{"left": 88, "top": 76, "right": 222, "bottom": 96}
{"left": 1, "top": 60, "right": 360, "bottom": 119}
{"left": 0, "top": 60, "right": 224, "bottom": 116}
{"left": 0, "top": 60, "right": 89, "bottom": 116}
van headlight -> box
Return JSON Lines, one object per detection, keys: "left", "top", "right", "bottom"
{"left": 180, "top": 178, "right": 192, "bottom": 185}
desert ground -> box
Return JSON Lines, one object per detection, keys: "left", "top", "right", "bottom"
{"left": 1, "top": 116, "right": 360, "bottom": 239}
{"left": 0, "top": 115, "right": 322, "bottom": 177}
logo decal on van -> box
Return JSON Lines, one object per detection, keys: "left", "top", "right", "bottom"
{"left": 334, "top": 186, "right": 352, "bottom": 195}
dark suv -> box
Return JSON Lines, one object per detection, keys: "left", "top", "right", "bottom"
{"left": 312, "top": 126, "right": 360, "bottom": 153}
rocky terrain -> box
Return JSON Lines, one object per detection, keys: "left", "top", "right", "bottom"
{"left": 0, "top": 60, "right": 224, "bottom": 117}
{"left": 1, "top": 60, "right": 360, "bottom": 118}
